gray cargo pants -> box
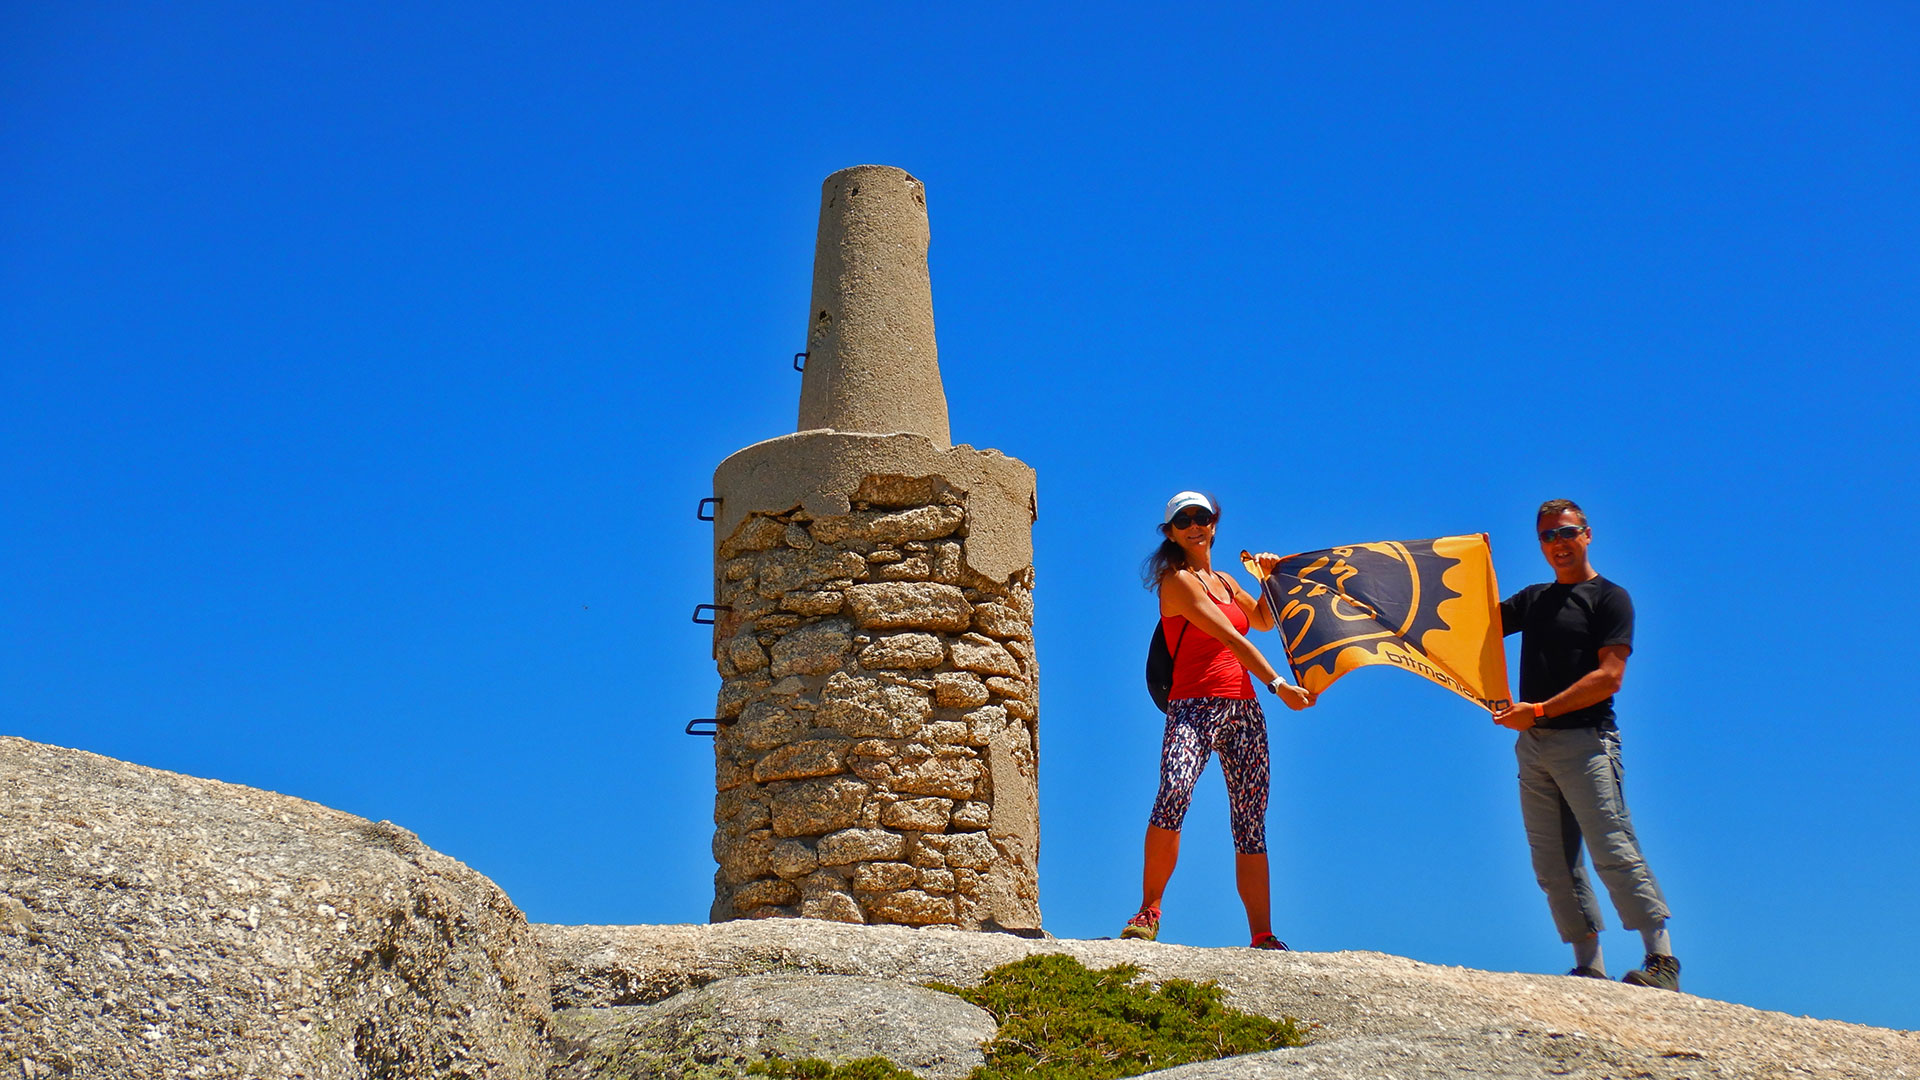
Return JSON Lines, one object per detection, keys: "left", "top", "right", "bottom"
{"left": 1516, "top": 725, "right": 1670, "bottom": 942}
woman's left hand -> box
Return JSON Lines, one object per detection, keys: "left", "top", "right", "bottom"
{"left": 1249, "top": 551, "right": 1283, "bottom": 575}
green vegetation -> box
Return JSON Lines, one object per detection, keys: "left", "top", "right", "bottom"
{"left": 751, "top": 953, "right": 1306, "bottom": 1080}
{"left": 937, "top": 954, "right": 1308, "bottom": 1078}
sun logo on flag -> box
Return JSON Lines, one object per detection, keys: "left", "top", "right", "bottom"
{"left": 1268, "top": 540, "right": 1465, "bottom": 682}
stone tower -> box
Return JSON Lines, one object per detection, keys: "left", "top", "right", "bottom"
{"left": 705, "top": 166, "right": 1040, "bottom": 933}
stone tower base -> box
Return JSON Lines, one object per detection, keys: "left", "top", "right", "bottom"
{"left": 708, "top": 431, "right": 1039, "bottom": 933}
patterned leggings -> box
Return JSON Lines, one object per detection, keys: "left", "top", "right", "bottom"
{"left": 1148, "top": 696, "right": 1271, "bottom": 854}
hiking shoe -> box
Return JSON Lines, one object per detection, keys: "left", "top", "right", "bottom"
{"left": 1622, "top": 953, "right": 1682, "bottom": 992}
{"left": 1250, "top": 932, "right": 1289, "bottom": 951}
{"left": 1566, "top": 966, "right": 1608, "bottom": 979}
{"left": 1120, "top": 907, "right": 1160, "bottom": 941}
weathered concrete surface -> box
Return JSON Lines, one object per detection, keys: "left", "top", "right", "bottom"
{"left": 0, "top": 737, "right": 550, "bottom": 1079}
{"left": 534, "top": 919, "right": 1920, "bottom": 1080}
{"left": 548, "top": 975, "right": 994, "bottom": 1080}
{"left": 797, "top": 165, "right": 950, "bottom": 446}
{"left": 711, "top": 432, "right": 1035, "bottom": 584}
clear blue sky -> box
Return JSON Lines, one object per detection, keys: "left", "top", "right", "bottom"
{"left": 5, "top": 1, "right": 1916, "bottom": 1032}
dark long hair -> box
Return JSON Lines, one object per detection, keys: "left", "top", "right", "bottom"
{"left": 1140, "top": 500, "right": 1221, "bottom": 590}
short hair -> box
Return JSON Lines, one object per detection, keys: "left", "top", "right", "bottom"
{"left": 1536, "top": 498, "right": 1587, "bottom": 526}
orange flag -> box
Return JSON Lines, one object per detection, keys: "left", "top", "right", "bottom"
{"left": 1243, "top": 535, "right": 1511, "bottom": 712}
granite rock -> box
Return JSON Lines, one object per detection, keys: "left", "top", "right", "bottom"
{"left": 535, "top": 919, "right": 1920, "bottom": 1080}
{"left": 548, "top": 974, "right": 993, "bottom": 1080}
{"left": 0, "top": 737, "right": 548, "bottom": 1080}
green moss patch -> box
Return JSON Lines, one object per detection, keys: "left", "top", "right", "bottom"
{"left": 751, "top": 953, "right": 1306, "bottom": 1080}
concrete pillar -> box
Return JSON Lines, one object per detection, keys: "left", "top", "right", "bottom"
{"left": 797, "top": 166, "right": 952, "bottom": 446}
{"left": 706, "top": 166, "right": 1039, "bottom": 935}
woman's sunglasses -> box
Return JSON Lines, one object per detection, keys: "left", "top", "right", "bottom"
{"left": 1538, "top": 525, "right": 1588, "bottom": 543}
{"left": 1170, "top": 508, "right": 1216, "bottom": 529}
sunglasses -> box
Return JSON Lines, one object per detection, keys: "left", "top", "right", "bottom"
{"left": 1170, "top": 507, "right": 1216, "bottom": 529}
{"left": 1539, "top": 524, "right": 1588, "bottom": 543}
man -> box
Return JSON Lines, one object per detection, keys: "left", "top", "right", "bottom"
{"left": 1491, "top": 499, "right": 1680, "bottom": 990}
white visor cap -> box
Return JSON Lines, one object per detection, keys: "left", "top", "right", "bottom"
{"left": 1163, "top": 491, "right": 1217, "bottom": 524}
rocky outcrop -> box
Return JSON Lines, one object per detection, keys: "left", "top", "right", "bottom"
{"left": 536, "top": 920, "right": 1920, "bottom": 1080}
{"left": 4, "top": 736, "right": 1915, "bottom": 1080}
{"left": 549, "top": 975, "right": 994, "bottom": 1080}
{"left": 0, "top": 737, "right": 549, "bottom": 1079}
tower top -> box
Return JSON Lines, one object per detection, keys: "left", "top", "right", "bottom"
{"left": 796, "top": 165, "right": 952, "bottom": 446}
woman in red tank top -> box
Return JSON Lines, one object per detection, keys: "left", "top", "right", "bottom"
{"left": 1121, "top": 490, "right": 1315, "bottom": 950}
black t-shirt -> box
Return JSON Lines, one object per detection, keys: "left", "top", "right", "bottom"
{"left": 1499, "top": 575, "right": 1634, "bottom": 730}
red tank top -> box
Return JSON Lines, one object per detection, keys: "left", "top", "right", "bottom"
{"left": 1162, "top": 573, "right": 1256, "bottom": 701}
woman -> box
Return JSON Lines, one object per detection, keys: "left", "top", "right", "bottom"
{"left": 1123, "top": 490, "right": 1314, "bottom": 949}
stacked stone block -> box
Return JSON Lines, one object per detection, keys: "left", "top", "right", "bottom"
{"left": 709, "top": 476, "right": 1038, "bottom": 930}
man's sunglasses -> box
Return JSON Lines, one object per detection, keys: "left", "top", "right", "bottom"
{"left": 1170, "top": 508, "right": 1216, "bottom": 529}
{"left": 1539, "top": 525, "right": 1588, "bottom": 543}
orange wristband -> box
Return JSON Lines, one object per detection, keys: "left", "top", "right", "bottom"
{"left": 1534, "top": 703, "right": 1549, "bottom": 722}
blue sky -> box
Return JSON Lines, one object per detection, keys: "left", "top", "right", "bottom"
{"left": 5, "top": 1, "right": 1917, "bottom": 1032}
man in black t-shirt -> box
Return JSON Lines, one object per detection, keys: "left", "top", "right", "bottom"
{"left": 1491, "top": 499, "right": 1680, "bottom": 991}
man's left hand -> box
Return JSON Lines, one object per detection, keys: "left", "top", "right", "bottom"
{"left": 1492, "top": 702, "right": 1539, "bottom": 731}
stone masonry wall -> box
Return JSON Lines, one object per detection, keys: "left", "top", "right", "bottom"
{"left": 708, "top": 475, "right": 1038, "bottom": 930}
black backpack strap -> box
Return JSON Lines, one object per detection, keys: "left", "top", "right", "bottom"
{"left": 1199, "top": 568, "right": 1232, "bottom": 605}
